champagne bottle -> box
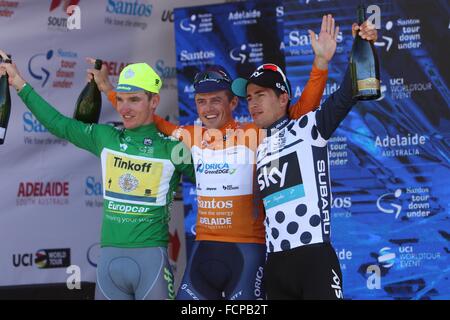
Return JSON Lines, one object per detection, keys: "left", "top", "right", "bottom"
{"left": 0, "top": 55, "right": 12, "bottom": 145}
{"left": 350, "top": 4, "right": 381, "bottom": 100}
{"left": 73, "top": 59, "right": 102, "bottom": 123}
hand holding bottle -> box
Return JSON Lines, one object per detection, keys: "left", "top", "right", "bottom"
{"left": 352, "top": 19, "right": 378, "bottom": 42}
{"left": 73, "top": 58, "right": 103, "bottom": 123}
{"left": 86, "top": 57, "right": 114, "bottom": 94}
{"left": 349, "top": 6, "right": 381, "bottom": 100}
{"left": 0, "top": 49, "right": 26, "bottom": 92}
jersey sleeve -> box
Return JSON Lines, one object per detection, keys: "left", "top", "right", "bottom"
{"left": 153, "top": 114, "right": 181, "bottom": 138}
{"left": 18, "top": 84, "right": 103, "bottom": 156}
{"left": 315, "top": 67, "right": 358, "bottom": 140}
{"left": 288, "top": 64, "right": 328, "bottom": 119}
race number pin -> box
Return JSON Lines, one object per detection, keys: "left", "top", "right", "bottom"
{"left": 144, "top": 138, "right": 153, "bottom": 146}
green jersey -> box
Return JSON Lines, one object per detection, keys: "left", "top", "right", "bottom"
{"left": 19, "top": 84, "right": 195, "bottom": 248}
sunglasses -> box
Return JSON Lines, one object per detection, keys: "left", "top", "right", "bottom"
{"left": 255, "top": 63, "right": 291, "bottom": 98}
{"left": 193, "top": 69, "right": 231, "bottom": 88}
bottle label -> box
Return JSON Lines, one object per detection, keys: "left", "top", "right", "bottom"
{"left": 0, "top": 127, "right": 5, "bottom": 139}
{"left": 358, "top": 78, "right": 380, "bottom": 91}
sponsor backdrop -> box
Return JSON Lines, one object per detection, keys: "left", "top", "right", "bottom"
{"left": 0, "top": 0, "right": 447, "bottom": 300}
{"left": 0, "top": 0, "right": 226, "bottom": 290}
{"left": 174, "top": 0, "right": 449, "bottom": 299}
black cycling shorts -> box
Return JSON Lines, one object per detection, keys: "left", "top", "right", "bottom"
{"left": 264, "top": 242, "right": 344, "bottom": 300}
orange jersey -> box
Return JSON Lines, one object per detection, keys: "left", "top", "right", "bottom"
{"left": 107, "top": 64, "right": 328, "bottom": 244}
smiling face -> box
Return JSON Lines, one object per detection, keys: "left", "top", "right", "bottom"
{"left": 116, "top": 91, "right": 159, "bottom": 129}
{"left": 195, "top": 90, "right": 238, "bottom": 129}
{"left": 246, "top": 83, "right": 289, "bottom": 129}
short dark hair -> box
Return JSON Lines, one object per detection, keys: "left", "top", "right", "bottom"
{"left": 272, "top": 88, "right": 291, "bottom": 109}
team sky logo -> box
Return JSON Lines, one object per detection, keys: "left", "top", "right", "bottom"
{"left": 13, "top": 248, "right": 71, "bottom": 269}
{"left": 377, "top": 189, "right": 403, "bottom": 219}
{"left": 257, "top": 153, "right": 303, "bottom": 200}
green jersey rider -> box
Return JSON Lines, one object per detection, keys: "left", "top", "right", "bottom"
{"left": 0, "top": 53, "right": 195, "bottom": 300}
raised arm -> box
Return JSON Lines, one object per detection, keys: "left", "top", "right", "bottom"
{"left": 0, "top": 53, "right": 102, "bottom": 155}
{"left": 315, "top": 66, "right": 357, "bottom": 140}
{"left": 289, "top": 14, "right": 338, "bottom": 119}
{"left": 315, "top": 19, "right": 378, "bottom": 140}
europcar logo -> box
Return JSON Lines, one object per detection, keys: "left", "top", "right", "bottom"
{"left": 13, "top": 248, "right": 71, "bottom": 269}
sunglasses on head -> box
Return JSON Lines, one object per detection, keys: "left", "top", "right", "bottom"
{"left": 193, "top": 69, "right": 231, "bottom": 88}
{"left": 255, "top": 63, "right": 291, "bottom": 98}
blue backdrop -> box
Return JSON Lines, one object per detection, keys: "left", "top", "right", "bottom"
{"left": 174, "top": 0, "right": 449, "bottom": 300}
